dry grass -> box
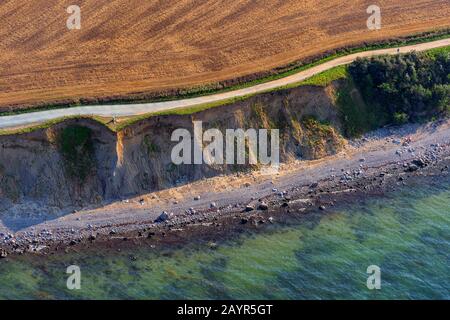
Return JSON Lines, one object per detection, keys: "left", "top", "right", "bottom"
{"left": 0, "top": 0, "right": 449, "bottom": 111}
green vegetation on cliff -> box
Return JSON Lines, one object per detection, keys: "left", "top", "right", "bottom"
{"left": 58, "top": 126, "right": 95, "bottom": 181}
{"left": 348, "top": 51, "right": 450, "bottom": 125}
{"left": 337, "top": 49, "right": 450, "bottom": 137}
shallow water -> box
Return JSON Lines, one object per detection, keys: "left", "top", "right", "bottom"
{"left": 0, "top": 179, "right": 449, "bottom": 300}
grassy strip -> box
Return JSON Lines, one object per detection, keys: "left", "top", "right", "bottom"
{"left": 1, "top": 29, "right": 449, "bottom": 117}
{"left": 423, "top": 45, "right": 450, "bottom": 57}
{"left": 114, "top": 95, "right": 257, "bottom": 131}
{"left": 267, "top": 65, "right": 349, "bottom": 92}
{"left": 0, "top": 115, "right": 113, "bottom": 136}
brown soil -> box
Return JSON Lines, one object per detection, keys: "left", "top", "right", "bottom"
{"left": 0, "top": 0, "right": 449, "bottom": 111}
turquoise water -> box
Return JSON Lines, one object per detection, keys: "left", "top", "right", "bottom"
{"left": 0, "top": 179, "right": 449, "bottom": 300}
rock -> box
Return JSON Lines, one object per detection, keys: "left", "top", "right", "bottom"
{"left": 319, "top": 205, "right": 326, "bottom": 211}
{"left": 281, "top": 202, "right": 289, "bottom": 208}
{"left": 245, "top": 205, "right": 255, "bottom": 212}
{"left": 69, "top": 240, "right": 77, "bottom": 246}
{"left": 210, "top": 202, "right": 217, "bottom": 209}
{"left": 258, "top": 203, "right": 269, "bottom": 210}
{"left": 310, "top": 182, "right": 319, "bottom": 189}
{"left": 412, "top": 159, "right": 426, "bottom": 168}
{"left": 406, "top": 164, "right": 419, "bottom": 172}
{"left": 109, "top": 229, "right": 117, "bottom": 235}
{"left": 155, "top": 211, "right": 171, "bottom": 223}
{"left": 241, "top": 218, "right": 249, "bottom": 224}
{"left": 88, "top": 234, "right": 97, "bottom": 241}
{"left": 268, "top": 217, "right": 274, "bottom": 223}
{"left": 194, "top": 195, "right": 201, "bottom": 201}
{"left": 208, "top": 242, "right": 218, "bottom": 249}
{"left": 0, "top": 249, "right": 7, "bottom": 259}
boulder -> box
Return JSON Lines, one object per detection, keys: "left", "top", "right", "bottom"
{"left": 412, "top": 159, "right": 426, "bottom": 168}
{"left": 155, "top": 211, "right": 170, "bottom": 223}
{"left": 310, "top": 182, "right": 319, "bottom": 189}
{"left": 245, "top": 205, "right": 255, "bottom": 212}
{"left": 258, "top": 203, "right": 269, "bottom": 210}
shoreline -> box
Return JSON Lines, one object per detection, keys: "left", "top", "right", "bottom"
{"left": 1, "top": 119, "right": 449, "bottom": 259}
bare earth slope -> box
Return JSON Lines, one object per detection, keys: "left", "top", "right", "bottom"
{"left": 0, "top": 0, "right": 449, "bottom": 110}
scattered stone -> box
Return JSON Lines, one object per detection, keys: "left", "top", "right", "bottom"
{"left": 258, "top": 203, "right": 269, "bottom": 210}
{"left": 245, "top": 205, "right": 255, "bottom": 212}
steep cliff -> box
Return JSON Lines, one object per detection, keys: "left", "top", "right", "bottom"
{"left": 0, "top": 83, "right": 345, "bottom": 214}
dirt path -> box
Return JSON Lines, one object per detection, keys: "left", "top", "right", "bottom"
{"left": 0, "top": 38, "right": 449, "bottom": 129}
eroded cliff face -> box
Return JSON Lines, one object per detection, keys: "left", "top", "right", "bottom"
{"left": 0, "top": 83, "right": 345, "bottom": 214}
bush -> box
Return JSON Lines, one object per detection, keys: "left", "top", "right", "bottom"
{"left": 349, "top": 51, "right": 450, "bottom": 125}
